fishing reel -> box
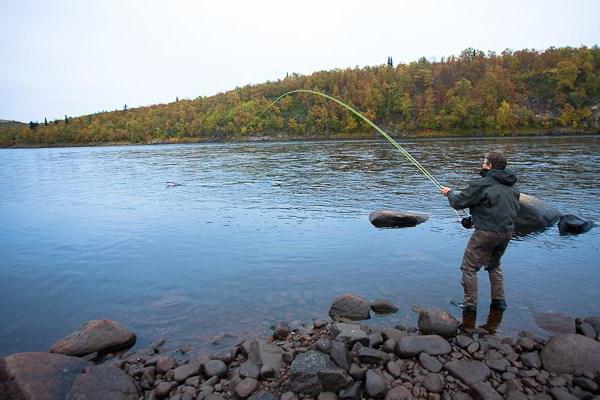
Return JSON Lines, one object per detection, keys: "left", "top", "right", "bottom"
{"left": 461, "top": 216, "right": 474, "bottom": 229}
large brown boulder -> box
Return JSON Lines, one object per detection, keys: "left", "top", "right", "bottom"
{"left": 0, "top": 352, "right": 139, "bottom": 400}
{"left": 514, "top": 193, "right": 562, "bottom": 234}
{"left": 50, "top": 320, "right": 136, "bottom": 357}
{"left": 369, "top": 210, "right": 429, "bottom": 228}
{"left": 540, "top": 334, "right": 600, "bottom": 374}
{"left": 417, "top": 308, "right": 459, "bottom": 338}
{"left": 329, "top": 294, "right": 371, "bottom": 321}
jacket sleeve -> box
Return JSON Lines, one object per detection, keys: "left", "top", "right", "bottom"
{"left": 447, "top": 180, "right": 485, "bottom": 210}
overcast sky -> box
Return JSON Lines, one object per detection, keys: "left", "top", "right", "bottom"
{"left": 1, "top": 0, "right": 599, "bottom": 122}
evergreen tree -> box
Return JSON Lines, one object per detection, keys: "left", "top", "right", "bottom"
{"left": 44, "top": 118, "right": 48, "bottom": 126}
{"left": 65, "top": 115, "right": 69, "bottom": 124}
{"left": 387, "top": 56, "right": 393, "bottom": 68}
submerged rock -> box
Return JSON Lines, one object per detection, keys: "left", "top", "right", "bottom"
{"left": 514, "top": 193, "right": 562, "bottom": 234}
{"left": 50, "top": 319, "right": 136, "bottom": 357}
{"left": 329, "top": 293, "right": 371, "bottom": 321}
{"left": 533, "top": 312, "right": 575, "bottom": 334}
{"left": 558, "top": 214, "right": 593, "bottom": 235}
{"left": 371, "top": 299, "right": 399, "bottom": 314}
{"left": 369, "top": 210, "right": 429, "bottom": 228}
{"left": 417, "top": 308, "right": 459, "bottom": 338}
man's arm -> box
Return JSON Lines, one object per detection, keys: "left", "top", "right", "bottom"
{"left": 440, "top": 180, "right": 484, "bottom": 210}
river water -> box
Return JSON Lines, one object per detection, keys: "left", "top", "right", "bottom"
{"left": 1, "top": 136, "right": 599, "bottom": 356}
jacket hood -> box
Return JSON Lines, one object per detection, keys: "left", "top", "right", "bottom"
{"left": 487, "top": 168, "right": 517, "bottom": 186}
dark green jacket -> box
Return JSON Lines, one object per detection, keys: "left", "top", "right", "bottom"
{"left": 448, "top": 168, "right": 520, "bottom": 233}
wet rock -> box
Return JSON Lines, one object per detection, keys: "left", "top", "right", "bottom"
{"left": 371, "top": 299, "right": 399, "bottom": 314}
{"left": 235, "top": 377, "right": 258, "bottom": 399}
{"left": 365, "top": 369, "right": 387, "bottom": 398}
{"left": 419, "top": 353, "right": 442, "bottom": 373}
{"left": 573, "top": 377, "right": 598, "bottom": 392}
{"left": 349, "top": 364, "right": 367, "bottom": 381}
{"left": 469, "top": 382, "right": 502, "bottom": 400}
{"left": 273, "top": 322, "right": 291, "bottom": 340}
{"left": 174, "top": 361, "right": 202, "bottom": 382}
{"left": 49, "top": 319, "right": 136, "bottom": 357}
{"left": 579, "top": 322, "right": 596, "bottom": 339}
{"left": 318, "top": 392, "right": 338, "bottom": 400}
{"left": 455, "top": 335, "right": 474, "bottom": 349}
{"left": 156, "top": 356, "right": 176, "bottom": 374}
{"left": 369, "top": 332, "right": 384, "bottom": 348}
{"left": 330, "top": 341, "right": 352, "bottom": 372}
{"left": 583, "top": 316, "right": 600, "bottom": 334}
{"left": 385, "top": 385, "right": 412, "bottom": 400}
{"left": 204, "top": 360, "right": 227, "bottom": 378}
{"left": 280, "top": 392, "right": 298, "bottom": 400}
{"left": 155, "top": 381, "right": 174, "bottom": 398}
{"left": 520, "top": 352, "right": 542, "bottom": 369}
{"left": 246, "top": 339, "right": 284, "bottom": 373}
{"left": 548, "top": 387, "right": 579, "bottom": 400}
{"left": 288, "top": 351, "right": 352, "bottom": 395}
{"left": 329, "top": 293, "right": 371, "bottom": 321}
{"left": 444, "top": 360, "right": 491, "bottom": 386}
{"left": 339, "top": 381, "right": 362, "bottom": 400}
{"left": 240, "top": 360, "right": 260, "bottom": 379}
{"left": 423, "top": 373, "right": 444, "bottom": 393}
{"left": 540, "top": 334, "right": 600, "bottom": 374}
{"left": 396, "top": 335, "right": 452, "bottom": 358}
{"left": 533, "top": 312, "right": 575, "bottom": 334}
{"left": 514, "top": 193, "right": 562, "bottom": 234}
{"left": 331, "top": 322, "right": 369, "bottom": 345}
{"left": 558, "top": 214, "right": 593, "bottom": 235}
{"left": 67, "top": 364, "right": 139, "bottom": 400}
{"left": 315, "top": 338, "right": 332, "bottom": 353}
{"left": 248, "top": 391, "right": 278, "bottom": 400}
{"left": 418, "top": 309, "right": 459, "bottom": 338}
{"left": 260, "top": 365, "right": 276, "bottom": 380}
{"left": 356, "top": 347, "right": 389, "bottom": 364}
{"left": 369, "top": 209, "right": 429, "bottom": 228}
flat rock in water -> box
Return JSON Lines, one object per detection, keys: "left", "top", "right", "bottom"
{"left": 0, "top": 352, "right": 138, "bottom": 400}
{"left": 288, "top": 351, "right": 352, "bottom": 396}
{"left": 369, "top": 210, "right": 429, "bottom": 228}
{"left": 444, "top": 360, "right": 491, "bottom": 386}
{"left": 533, "top": 312, "right": 575, "bottom": 334}
{"left": 329, "top": 293, "right": 371, "bottom": 321}
{"left": 245, "top": 339, "right": 284, "bottom": 373}
{"left": 396, "top": 335, "right": 452, "bottom": 358}
{"left": 514, "top": 193, "right": 562, "bottom": 234}
{"left": 558, "top": 214, "right": 593, "bottom": 235}
{"left": 371, "top": 299, "right": 399, "bottom": 314}
{"left": 540, "top": 334, "right": 600, "bottom": 374}
{"left": 50, "top": 319, "right": 136, "bottom": 357}
{"left": 417, "top": 308, "right": 459, "bottom": 338}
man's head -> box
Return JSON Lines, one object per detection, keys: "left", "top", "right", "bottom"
{"left": 483, "top": 151, "right": 507, "bottom": 171}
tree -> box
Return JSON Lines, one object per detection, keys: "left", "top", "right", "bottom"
{"left": 387, "top": 56, "right": 393, "bottom": 68}
{"left": 44, "top": 118, "right": 48, "bottom": 126}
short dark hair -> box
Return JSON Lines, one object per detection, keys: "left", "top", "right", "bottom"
{"left": 485, "top": 151, "right": 507, "bottom": 170}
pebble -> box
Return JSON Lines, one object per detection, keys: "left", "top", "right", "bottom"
{"left": 423, "top": 373, "right": 444, "bottom": 393}
{"left": 365, "top": 369, "right": 387, "bottom": 398}
{"left": 234, "top": 377, "right": 258, "bottom": 399}
{"left": 419, "top": 353, "right": 443, "bottom": 373}
{"left": 204, "top": 360, "right": 228, "bottom": 378}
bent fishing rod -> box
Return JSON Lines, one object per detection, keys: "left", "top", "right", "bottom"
{"left": 258, "top": 89, "right": 468, "bottom": 220}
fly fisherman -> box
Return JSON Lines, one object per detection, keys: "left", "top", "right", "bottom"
{"left": 440, "top": 151, "right": 520, "bottom": 313}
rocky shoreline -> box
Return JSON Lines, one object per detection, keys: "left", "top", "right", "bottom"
{"left": 1, "top": 294, "right": 600, "bottom": 400}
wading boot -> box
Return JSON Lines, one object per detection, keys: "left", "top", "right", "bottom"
{"left": 490, "top": 299, "right": 507, "bottom": 310}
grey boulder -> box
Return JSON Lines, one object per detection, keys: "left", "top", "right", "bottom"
{"left": 540, "top": 334, "right": 600, "bottom": 374}
{"left": 558, "top": 214, "right": 593, "bottom": 235}
{"left": 369, "top": 210, "right": 429, "bottom": 228}
{"left": 396, "top": 335, "right": 452, "bottom": 358}
{"left": 49, "top": 319, "right": 136, "bottom": 357}
{"left": 417, "top": 308, "right": 459, "bottom": 338}
{"left": 514, "top": 193, "right": 562, "bottom": 234}
{"left": 371, "top": 299, "right": 399, "bottom": 314}
{"left": 288, "top": 351, "right": 352, "bottom": 396}
{"left": 329, "top": 294, "right": 371, "bottom": 321}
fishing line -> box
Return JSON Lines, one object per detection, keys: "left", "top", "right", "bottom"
{"left": 258, "top": 89, "right": 467, "bottom": 219}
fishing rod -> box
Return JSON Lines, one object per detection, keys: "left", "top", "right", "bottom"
{"left": 258, "top": 89, "right": 468, "bottom": 220}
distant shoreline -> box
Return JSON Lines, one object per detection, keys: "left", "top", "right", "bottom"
{"left": 2, "top": 129, "right": 599, "bottom": 149}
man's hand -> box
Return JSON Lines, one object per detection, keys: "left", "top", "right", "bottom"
{"left": 440, "top": 186, "right": 451, "bottom": 197}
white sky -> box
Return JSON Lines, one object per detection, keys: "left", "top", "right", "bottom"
{"left": 1, "top": 0, "right": 599, "bottom": 122}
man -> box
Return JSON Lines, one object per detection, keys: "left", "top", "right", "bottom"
{"left": 440, "top": 151, "right": 520, "bottom": 312}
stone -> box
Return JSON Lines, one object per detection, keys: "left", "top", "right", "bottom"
{"left": 540, "top": 334, "right": 600, "bottom": 374}
{"left": 280, "top": 392, "right": 298, "bottom": 400}
{"left": 505, "top": 390, "right": 528, "bottom": 400}
{"left": 315, "top": 338, "right": 332, "bottom": 353}
{"left": 520, "top": 352, "right": 542, "bottom": 369}
{"left": 369, "top": 209, "right": 429, "bottom": 228}
{"left": 288, "top": 351, "right": 352, "bottom": 395}
{"left": 452, "top": 394, "right": 474, "bottom": 400}
{"left": 245, "top": 339, "right": 284, "bottom": 373}
{"left": 330, "top": 341, "right": 352, "bottom": 372}
{"left": 516, "top": 337, "right": 536, "bottom": 352}
{"left": 174, "top": 361, "right": 202, "bottom": 382}
{"left": 235, "top": 377, "right": 258, "bottom": 399}
{"left": 260, "top": 365, "right": 276, "bottom": 380}
{"left": 418, "top": 309, "right": 459, "bottom": 338}
{"left": 331, "top": 322, "right": 369, "bottom": 345}
{"left": 444, "top": 360, "right": 491, "bottom": 386}
{"left": 369, "top": 332, "right": 384, "bottom": 348}
{"left": 155, "top": 381, "right": 174, "bottom": 398}
{"left": 204, "top": 360, "right": 227, "bottom": 378}
{"left": 396, "top": 335, "right": 452, "bottom": 358}
{"left": 580, "top": 322, "right": 597, "bottom": 339}
{"left": 383, "top": 339, "right": 397, "bottom": 353}
{"left": 423, "top": 373, "right": 444, "bottom": 393}
{"left": 49, "top": 319, "right": 136, "bottom": 357}
{"left": 381, "top": 328, "right": 406, "bottom": 341}
{"left": 248, "top": 391, "right": 278, "bottom": 400}
{"left": 558, "top": 214, "right": 593, "bottom": 235}
{"left": 533, "top": 313, "right": 576, "bottom": 334}
{"left": 419, "top": 353, "right": 443, "bottom": 373}
{"left": 548, "top": 387, "right": 579, "bottom": 400}
{"left": 485, "top": 358, "right": 510, "bottom": 372}
{"left": 339, "top": 381, "right": 362, "bottom": 400}
{"left": 455, "top": 335, "right": 474, "bottom": 349}
{"left": 365, "top": 369, "right": 387, "bottom": 398}
{"left": 349, "top": 364, "right": 367, "bottom": 381}
{"left": 573, "top": 377, "right": 598, "bottom": 392}
{"left": 371, "top": 299, "right": 399, "bottom": 314}
{"left": 329, "top": 293, "right": 371, "bottom": 321}
{"left": 469, "top": 382, "right": 502, "bottom": 400}
{"left": 240, "top": 360, "right": 261, "bottom": 379}
{"left": 67, "top": 364, "right": 139, "bottom": 400}
{"left": 356, "top": 347, "right": 389, "bottom": 364}
{"left": 514, "top": 193, "right": 562, "bottom": 234}
{"left": 583, "top": 316, "right": 600, "bottom": 334}
{"left": 156, "top": 356, "right": 176, "bottom": 374}
{"left": 385, "top": 385, "right": 412, "bottom": 400}
{"left": 318, "top": 392, "right": 338, "bottom": 400}
{"left": 273, "top": 322, "right": 291, "bottom": 340}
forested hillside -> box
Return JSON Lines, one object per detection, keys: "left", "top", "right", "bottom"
{"left": 2, "top": 46, "right": 599, "bottom": 147}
